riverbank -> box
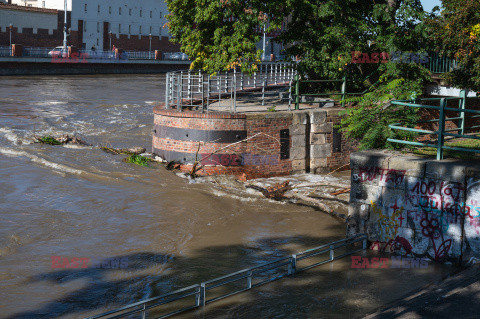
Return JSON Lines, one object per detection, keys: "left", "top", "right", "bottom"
{"left": 0, "top": 58, "right": 190, "bottom": 75}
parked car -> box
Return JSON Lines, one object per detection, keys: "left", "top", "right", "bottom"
{"left": 48, "top": 46, "right": 69, "bottom": 58}
{"left": 169, "top": 52, "right": 188, "bottom": 60}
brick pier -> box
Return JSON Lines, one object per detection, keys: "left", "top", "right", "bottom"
{"left": 152, "top": 105, "right": 358, "bottom": 179}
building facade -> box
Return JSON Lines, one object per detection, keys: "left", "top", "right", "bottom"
{"left": 1, "top": 0, "right": 177, "bottom": 52}
{"left": 37, "top": 0, "right": 172, "bottom": 51}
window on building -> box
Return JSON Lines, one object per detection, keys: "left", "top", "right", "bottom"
{"left": 42, "top": 1, "right": 45, "bottom": 8}
{"left": 84, "top": 22, "right": 87, "bottom": 32}
{"left": 84, "top": 4, "right": 87, "bottom": 13}
{"left": 140, "top": 10, "right": 142, "bottom": 17}
{"left": 119, "top": 7, "right": 121, "bottom": 15}
{"left": 109, "top": 6, "right": 111, "bottom": 14}
{"left": 128, "top": 25, "right": 131, "bottom": 34}
{"left": 118, "top": 24, "right": 121, "bottom": 34}
{"left": 97, "top": 22, "right": 100, "bottom": 33}
{"left": 150, "top": 11, "right": 152, "bottom": 18}
{"left": 159, "top": 27, "right": 162, "bottom": 36}
{"left": 159, "top": 12, "right": 163, "bottom": 19}
{"left": 139, "top": 26, "right": 142, "bottom": 34}
{"left": 97, "top": 5, "right": 100, "bottom": 13}
{"left": 150, "top": 26, "right": 152, "bottom": 33}
{"left": 129, "top": 9, "right": 131, "bottom": 16}
{"left": 97, "top": 38, "right": 99, "bottom": 46}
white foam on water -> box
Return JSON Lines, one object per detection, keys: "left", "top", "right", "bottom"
{"left": 0, "top": 147, "right": 84, "bottom": 175}
{"left": 0, "top": 128, "right": 24, "bottom": 145}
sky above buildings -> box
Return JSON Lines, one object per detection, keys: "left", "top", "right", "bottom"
{"left": 421, "top": 0, "right": 442, "bottom": 12}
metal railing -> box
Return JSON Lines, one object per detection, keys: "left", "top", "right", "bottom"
{"left": 86, "top": 234, "right": 367, "bottom": 319}
{"left": 165, "top": 63, "right": 296, "bottom": 113}
{"left": 425, "top": 52, "right": 458, "bottom": 74}
{"left": 388, "top": 92, "right": 480, "bottom": 160}
{"left": 0, "top": 45, "right": 191, "bottom": 61}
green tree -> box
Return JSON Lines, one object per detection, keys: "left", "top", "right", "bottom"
{"left": 165, "top": 0, "right": 287, "bottom": 73}
{"left": 428, "top": 0, "right": 480, "bottom": 92}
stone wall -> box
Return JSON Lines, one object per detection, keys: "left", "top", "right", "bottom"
{"left": 290, "top": 109, "right": 358, "bottom": 174}
{"left": 347, "top": 151, "right": 480, "bottom": 263}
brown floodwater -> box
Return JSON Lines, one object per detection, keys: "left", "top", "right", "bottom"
{"left": 0, "top": 75, "right": 453, "bottom": 319}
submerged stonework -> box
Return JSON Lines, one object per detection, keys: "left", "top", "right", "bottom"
{"left": 347, "top": 151, "right": 480, "bottom": 263}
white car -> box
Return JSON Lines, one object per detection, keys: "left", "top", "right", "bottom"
{"left": 48, "top": 46, "right": 69, "bottom": 58}
{"left": 169, "top": 52, "right": 188, "bottom": 60}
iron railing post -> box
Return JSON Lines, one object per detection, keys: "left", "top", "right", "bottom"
{"left": 201, "top": 73, "right": 205, "bottom": 113}
{"left": 341, "top": 75, "right": 347, "bottom": 107}
{"left": 195, "top": 285, "right": 201, "bottom": 307}
{"left": 207, "top": 74, "right": 211, "bottom": 111}
{"left": 233, "top": 70, "right": 237, "bottom": 113}
{"left": 330, "top": 245, "right": 335, "bottom": 261}
{"left": 262, "top": 74, "right": 266, "bottom": 106}
{"left": 295, "top": 74, "right": 300, "bottom": 110}
{"left": 177, "top": 73, "right": 182, "bottom": 112}
{"left": 200, "top": 283, "right": 206, "bottom": 306}
{"left": 247, "top": 271, "right": 253, "bottom": 289}
{"left": 288, "top": 255, "right": 297, "bottom": 275}
{"left": 165, "top": 72, "right": 170, "bottom": 109}
{"left": 459, "top": 89, "right": 466, "bottom": 135}
{"left": 437, "top": 98, "right": 446, "bottom": 160}
{"left": 142, "top": 303, "right": 146, "bottom": 319}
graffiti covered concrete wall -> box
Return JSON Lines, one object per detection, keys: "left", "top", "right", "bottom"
{"left": 347, "top": 151, "right": 480, "bottom": 262}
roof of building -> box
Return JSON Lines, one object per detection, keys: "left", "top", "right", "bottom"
{"left": 0, "top": 3, "right": 58, "bottom": 14}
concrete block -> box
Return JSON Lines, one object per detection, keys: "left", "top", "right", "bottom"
{"left": 292, "top": 159, "right": 306, "bottom": 171}
{"left": 311, "top": 123, "right": 333, "bottom": 134}
{"left": 348, "top": 202, "right": 371, "bottom": 221}
{"left": 350, "top": 151, "right": 390, "bottom": 171}
{"left": 350, "top": 183, "right": 384, "bottom": 204}
{"left": 425, "top": 160, "right": 467, "bottom": 183}
{"left": 309, "top": 111, "right": 326, "bottom": 124}
{"left": 292, "top": 135, "right": 306, "bottom": 147}
{"left": 289, "top": 124, "right": 306, "bottom": 135}
{"left": 310, "top": 133, "right": 326, "bottom": 145}
{"left": 310, "top": 158, "right": 327, "bottom": 170}
{"left": 291, "top": 147, "right": 306, "bottom": 160}
{"left": 388, "top": 155, "right": 428, "bottom": 178}
{"left": 310, "top": 144, "right": 331, "bottom": 158}
{"left": 292, "top": 112, "right": 308, "bottom": 125}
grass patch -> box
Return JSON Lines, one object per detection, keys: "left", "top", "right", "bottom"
{"left": 35, "top": 135, "right": 62, "bottom": 145}
{"left": 412, "top": 136, "right": 480, "bottom": 160}
{"left": 124, "top": 154, "right": 150, "bottom": 167}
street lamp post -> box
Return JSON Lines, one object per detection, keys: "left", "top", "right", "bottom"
{"left": 9, "top": 24, "right": 12, "bottom": 48}
{"left": 149, "top": 34, "right": 152, "bottom": 59}
{"left": 63, "top": 0, "right": 67, "bottom": 54}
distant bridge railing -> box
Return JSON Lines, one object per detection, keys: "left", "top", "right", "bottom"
{"left": 165, "top": 63, "right": 296, "bottom": 113}
{"left": 388, "top": 93, "right": 480, "bottom": 160}
{"left": 86, "top": 234, "right": 367, "bottom": 319}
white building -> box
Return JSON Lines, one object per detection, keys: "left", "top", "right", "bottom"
{"left": 18, "top": 0, "right": 171, "bottom": 50}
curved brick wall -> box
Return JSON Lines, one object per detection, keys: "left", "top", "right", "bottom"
{"left": 152, "top": 105, "right": 293, "bottom": 179}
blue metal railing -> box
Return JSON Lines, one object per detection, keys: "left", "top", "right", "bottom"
{"left": 388, "top": 92, "right": 480, "bottom": 160}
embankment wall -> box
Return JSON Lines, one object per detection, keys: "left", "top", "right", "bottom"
{"left": 347, "top": 151, "right": 480, "bottom": 263}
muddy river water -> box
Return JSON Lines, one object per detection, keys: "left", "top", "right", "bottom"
{"left": 0, "top": 74, "right": 452, "bottom": 319}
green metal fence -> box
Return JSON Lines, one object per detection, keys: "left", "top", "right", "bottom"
{"left": 425, "top": 52, "right": 458, "bottom": 74}
{"left": 388, "top": 92, "right": 480, "bottom": 160}
{"left": 292, "top": 75, "right": 377, "bottom": 110}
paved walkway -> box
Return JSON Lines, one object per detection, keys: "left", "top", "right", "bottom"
{"left": 364, "top": 265, "right": 480, "bottom": 319}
